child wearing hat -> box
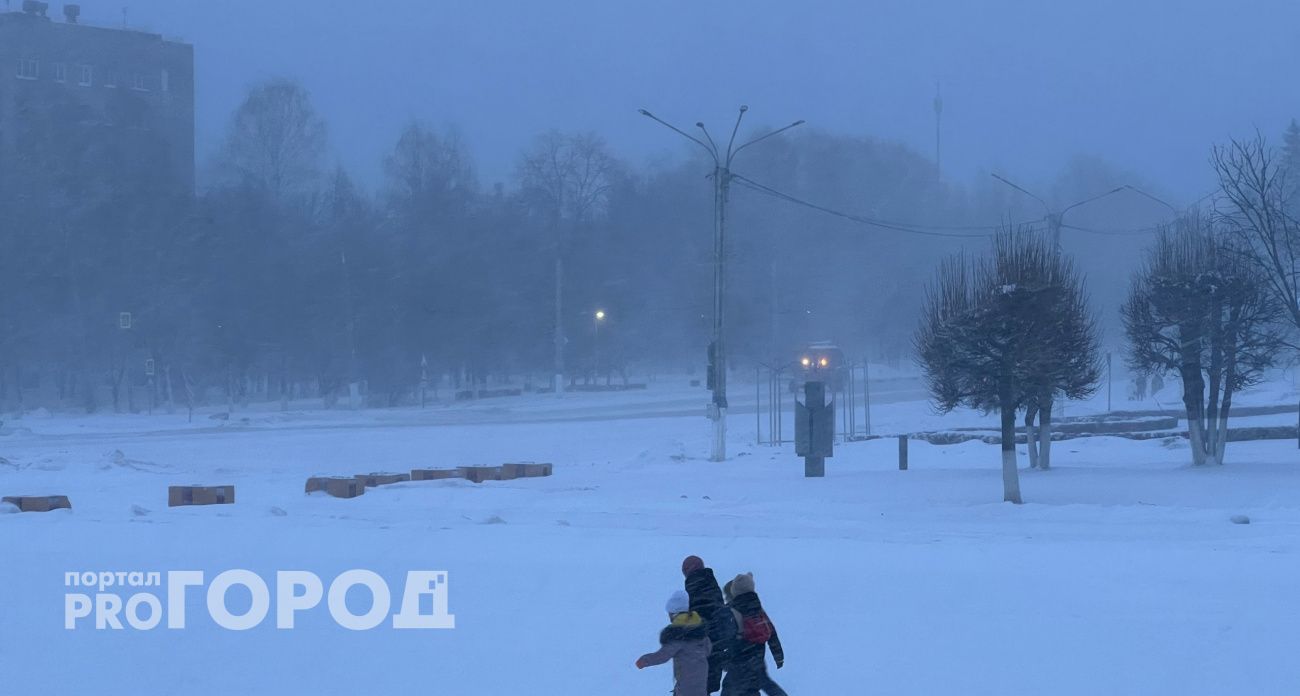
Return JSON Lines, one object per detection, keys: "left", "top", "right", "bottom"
{"left": 636, "top": 590, "right": 713, "bottom": 696}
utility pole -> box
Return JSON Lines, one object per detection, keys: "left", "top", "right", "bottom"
{"left": 639, "top": 106, "right": 804, "bottom": 461}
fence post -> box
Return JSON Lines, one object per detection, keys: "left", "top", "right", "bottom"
{"left": 898, "top": 435, "right": 908, "bottom": 471}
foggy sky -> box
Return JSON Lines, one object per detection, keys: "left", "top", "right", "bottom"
{"left": 76, "top": 0, "right": 1300, "bottom": 200}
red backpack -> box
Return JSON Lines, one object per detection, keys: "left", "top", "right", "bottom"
{"left": 740, "top": 611, "right": 773, "bottom": 644}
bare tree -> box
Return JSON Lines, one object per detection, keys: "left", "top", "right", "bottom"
{"left": 517, "top": 131, "right": 619, "bottom": 394}
{"left": 1123, "top": 214, "right": 1286, "bottom": 466}
{"left": 1212, "top": 135, "right": 1300, "bottom": 349}
{"left": 219, "top": 78, "right": 327, "bottom": 202}
{"left": 384, "top": 122, "right": 477, "bottom": 218}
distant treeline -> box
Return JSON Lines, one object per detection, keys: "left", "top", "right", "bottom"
{"left": 2, "top": 78, "right": 1294, "bottom": 413}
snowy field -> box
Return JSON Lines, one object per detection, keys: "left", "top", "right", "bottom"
{"left": 2, "top": 378, "right": 1299, "bottom": 694}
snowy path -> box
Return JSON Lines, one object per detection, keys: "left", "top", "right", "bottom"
{"left": 2, "top": 387, "right": 1298, "bottom": 694}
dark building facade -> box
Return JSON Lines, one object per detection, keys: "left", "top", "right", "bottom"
{"left": 0, "top": 2, "right": 194, "bottom": 200}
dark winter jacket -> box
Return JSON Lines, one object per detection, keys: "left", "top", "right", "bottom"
{"left": 729, "top": 590, "right": 784, "bottom": 670}
{"left": 639, "top": 612, "right": 714, "bottom": 696}
{"left": 685, "top": 568, "right": 737, "bottom": 655}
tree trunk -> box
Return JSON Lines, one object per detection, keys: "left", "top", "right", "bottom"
{"left": 279, "top": 357, "right": 289, "bottom": 412}
{"left": 1180, "top": 364, "right": 1207, "bottom": 466}
{"left": 1205, "top": 324, "right": 1223, "bottom": 466}
{"left": 163, "top": 365, "right": 175, "bottom": 414}
{"left": 1214, "top": 363, "right": 1236, "bottom": 466}
{"left": 183, "top": 368, "right": 195, "bottom": 424}
{"left": 226, "top": 365, "right": 236, "bottom": 412}
{"left": 1186, "top": 418, "right": 1206, "bottom": 466}
{"left": 1038, "top": 395, "right": 1053, "bottom": 470}
{"left": 1023, "top": 405, "right": 1039, "bottom": 469}
{"left": 110, "top": 366, "right": 123, "bottom": 413}
{"left": 999, "top": 384, "right": 1023, "bottom": 504}
{"left": 80, "top": 367, "right": 96, "bottom": 413}
{"left": 13, "top": 362, "right": 23, "bottom": 416}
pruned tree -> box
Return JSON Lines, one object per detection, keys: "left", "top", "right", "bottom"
{"left": 916, "top": 231, "right": 1097, "bottom": 502}
{"left": 1122, "top": 214, "right": 1286, "bottom": 466}
{"left": 1211, "top": 135, "right": 1300, "bottom": 349}
{"left": 1016, "top": 241, "right": 1103, "bottom": 470}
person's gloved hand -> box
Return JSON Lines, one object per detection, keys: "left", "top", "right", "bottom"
{"left": 775, "top": 658, "right": 784, "bottom": 669}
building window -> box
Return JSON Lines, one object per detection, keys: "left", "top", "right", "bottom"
{"left": 16, "top": 58, "right": 39, "bottom": 80}
{"left": 105, "top": 69, "right": 118, "bottom": 88}
{"left": 132, "top": 73, "right": 148, "bottom": 91}
{"left": 79, "top": 65, "right": 93, "bottom": 86}
{"left": 53, "top": 63, "right": 67, "bottom": 83}
{"left": 160, "top": 69, "right": 169, "bottom": 92}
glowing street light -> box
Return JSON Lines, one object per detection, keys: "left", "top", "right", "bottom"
{"left": 593, "top": 310, "right": 607, "bottom": 383}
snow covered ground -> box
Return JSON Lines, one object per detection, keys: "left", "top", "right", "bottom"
{"left": 2, "top": 379, "right": 1298, "bottom": 694}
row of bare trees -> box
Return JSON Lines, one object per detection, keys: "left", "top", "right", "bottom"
{"left": 918, "top": 133, "right": 1299, "bottom": 503}
{"left": 7, "top": 71, "right": 1048, "bottom": 413}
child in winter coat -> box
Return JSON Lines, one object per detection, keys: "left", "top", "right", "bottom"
{"left": 682, "top": 555, "right": 737, "bottom": 694}
{"left": 721, "top": 573, "right": 787, "bottom": 696}
{"left": 636, "top": 590, "right": 713, "bottom": 696}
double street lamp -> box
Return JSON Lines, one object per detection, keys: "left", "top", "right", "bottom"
{"left": 990, "top": 173, "right": 1128, "bottom": 252}
{"left": 639, "top": 106, "right": 804, "bottom": 462}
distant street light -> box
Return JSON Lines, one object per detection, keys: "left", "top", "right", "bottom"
{"left": 990, "top": 173, "right": 1126, "bottom": 252}
{"left": 1123, "top": 185, "right": 1179, "bottom": 216}
{"left": 594, "top": 310, "right": 606, "bottom": 384}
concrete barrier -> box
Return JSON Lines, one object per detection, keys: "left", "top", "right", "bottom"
{"left": 500, "top": 462, "right": 553, "bottom": 478}
{"left": 454, "top": 468, "right": 499, "bottom": 483}
{"left": 411, "top": 468, "right": 464, "bottom": 481}
{"left": 168, "top": 485, "right": 235, "bottom": 507}
{"left": 355, "top": 472, "right": 411, "bottom": 487}
{"left": 305, "top": 476, "right": 365, "bottom": 499}
{"left": 2, "top": 495, "right": 72, "bottom": 512}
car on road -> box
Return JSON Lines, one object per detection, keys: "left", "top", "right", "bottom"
{"left": 792, "top": 341, "right": 848, "bottom": 392}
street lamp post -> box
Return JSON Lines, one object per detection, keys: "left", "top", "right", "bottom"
{"left": 593, "top": 310, "right": 605, "bottom": 385}
{"left": 990, "top": 173, "right": 1127, "bottom": 253}
{"left": 640, "top": 106, "right": 804, "bottom": 462}
{"left": 1122, "top": 185, "right": 1180, "bottom": 217}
